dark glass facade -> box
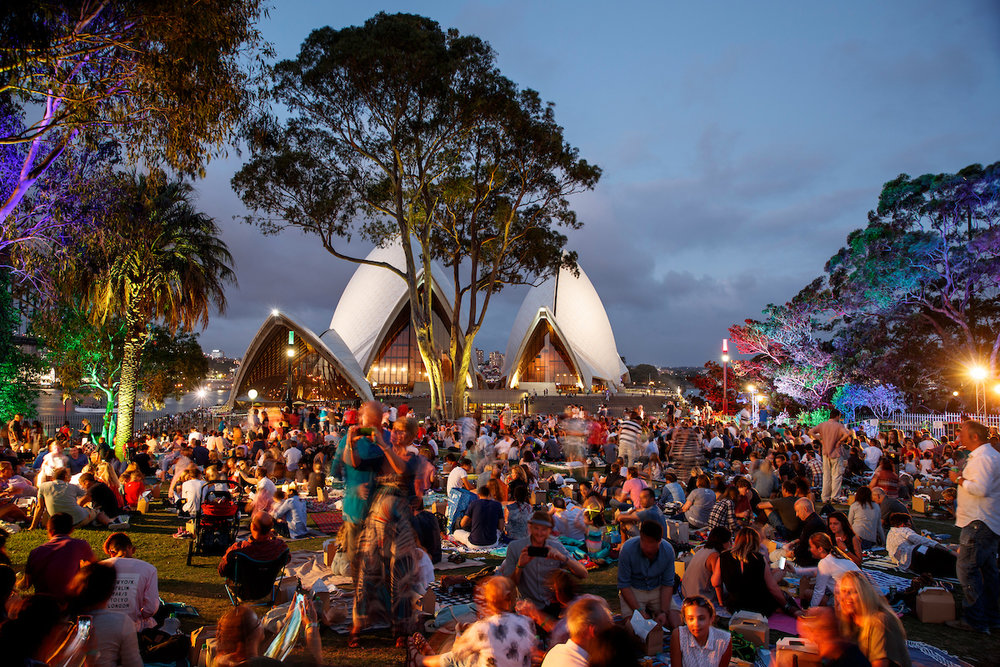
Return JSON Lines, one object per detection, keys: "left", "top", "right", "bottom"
{"left": 515, "top": 319, "right": 580, "bottom": 389}
{"left": 235, "top": 324, "right": 360, "bottom": 403}
{"left": 367, "top": 303, "right": 454, "bottom": 391}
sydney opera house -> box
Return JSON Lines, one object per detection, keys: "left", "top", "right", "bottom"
{"left": 226, "top": 243, "right": 629, "bottom": 408}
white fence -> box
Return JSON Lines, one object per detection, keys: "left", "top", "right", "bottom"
{"left": 848, "top": 412, "right": 1000, "bottom": 438}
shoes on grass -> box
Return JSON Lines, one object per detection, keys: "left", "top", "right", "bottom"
{"left": 945, "top": 618, "right": 990, "bottom": 634}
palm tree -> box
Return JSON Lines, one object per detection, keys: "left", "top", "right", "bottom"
{"left": 88, "top": 171, "right": 235, "bottom": 454}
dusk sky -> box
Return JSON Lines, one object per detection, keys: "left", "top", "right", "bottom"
{"left": 192, "top": 1, "right": 1000, "bottom": 367}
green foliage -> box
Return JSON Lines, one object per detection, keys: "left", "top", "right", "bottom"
{"left": 728, "top": 162, "right": 1000, "bottom": 412}
{"left": 826, "top": 162, "right": 1000, "bottom": 375}
{"left": 233, "top": 12, "right": 600, "bottom": 415}
{"left": 0, "top": 271, "right": 40, "bottom": 420}
{"left": 0, "top": 0, "right": 269, "bottom": 176}
{"left": 140, "top": 327, "right": 209, "bottom": 409}
{"left": 798, "top": 407, "right": 831, "bottom": 428}
{"left": 73, "top": 171, "right": 234, "bottom": 450}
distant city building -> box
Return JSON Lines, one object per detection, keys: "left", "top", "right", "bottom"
{"left": 488, "top": 351, "right": 504, "bottom": 368}
{"left": 475, "top": 348, "right": 485, "bottom": 366}
{"left": 209, "top": 349, "right": 224, "bottom": 359}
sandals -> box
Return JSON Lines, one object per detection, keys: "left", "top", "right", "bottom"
{"left": 406, "top": 633, "right": 432, "bottom": 666}
{"left": 347, "top": 631, "right": 361, "bottom": 649}
{"left": 447, "top": 553, "right": 467, "bottom": 564}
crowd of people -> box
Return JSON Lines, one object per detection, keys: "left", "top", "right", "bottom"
{"left": 0, "top": 399, "right": 997, "bottom": 666}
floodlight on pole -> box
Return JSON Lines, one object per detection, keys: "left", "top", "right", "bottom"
{"left": 969, "top": 364, "right": 989, "bottom": 415}
{"left": 271, "top": 309, "right": 280, "bottom": 316}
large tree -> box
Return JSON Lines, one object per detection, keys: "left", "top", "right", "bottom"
{"left": 428, "top": 86, "right": 599, "bottom": 415}
{"left": 1, "top": 96, "right": 120, "bottom": 290}
{"left": 826, "top": 162, "right": 1000, "bottom": 375}
{"left": 81, "top": 172, "right": 234, "bottom": 453}
{"left": 0, "top": 270, "right": 41, "bottom": 421}
{"left": 33, "top": 301, "right": 209, "bottom": 442}
{"left": 0, "top": 0, "right": 268, "bottom": 225}
{"left": 233, "top": 12, "right": 597, "bottom": 415}
{"left": 728, "top": 292, "right": 842, "bottom": 408}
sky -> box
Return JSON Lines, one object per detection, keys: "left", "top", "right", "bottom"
{"left": 192, "top": 1, "right": 1000, "bottom": 367}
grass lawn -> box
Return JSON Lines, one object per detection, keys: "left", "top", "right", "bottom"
{"left": 4, "top": 502, "right": 991, "bottom": 666}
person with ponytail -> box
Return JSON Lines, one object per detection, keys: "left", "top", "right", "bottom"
{"left": 798, "top": 533, "right": 860, "bottom": 608}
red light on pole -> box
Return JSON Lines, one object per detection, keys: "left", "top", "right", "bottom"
{"left": 721, "top": 339, "right": 729, "bottom": 416}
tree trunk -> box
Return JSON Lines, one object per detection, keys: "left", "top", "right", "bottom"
{"left": 113, "top": 326, "right": 145, "bottom": 457}
{"left": 451, "top": 336, "right": 476, "bottom": 420}
{"left": 100, "top": 388, "right": 117, "bottom": 444}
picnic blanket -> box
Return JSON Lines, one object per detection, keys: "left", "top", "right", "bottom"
{"left": 284, "top": 551, "right": 487, "bottom": 588}
{"left": 309, "top": 511, "right": 344, "bottom": 535}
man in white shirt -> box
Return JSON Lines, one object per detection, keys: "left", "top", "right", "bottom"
{"left": 282, "top": 442, "right": 303, "bottom": 474}
{"left": 38, "top": 443, "right": 69, "bottom": 484}
{"left": 917, "top": 430, "right": 938, "bottom": 452}
{"left": 446, "top": 458, "right": 474, "bottom": 495}
{"left": 494, "top": 434, "right": 514, "bottom": 460}
{"left": 541, "top": 596, "right": 612, "bottom": 667}
{"left": 187, "top": 427, "right": 203, "bottom": 445}
{"left": 949, "top": 420, "right": 1000, "bottom": 632}
{"left": 863, "top": 441, "right": 882, "bottom": 471}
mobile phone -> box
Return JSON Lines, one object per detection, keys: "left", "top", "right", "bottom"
{"left": 527, "top": 546, "right": 549, "bottom": 557}
{"left": 778, "top": 556, "right": 786, "bottom": 570}
{"left": 357, "top": 427, "right": 373, "bottom": 436}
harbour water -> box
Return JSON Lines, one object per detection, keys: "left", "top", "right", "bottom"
{"left": 32, "top": 387, "right": 232, "bottom": 435}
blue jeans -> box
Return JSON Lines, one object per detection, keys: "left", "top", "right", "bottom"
{"left": 957, "top": 520, "right": 1000, "bottom": 629}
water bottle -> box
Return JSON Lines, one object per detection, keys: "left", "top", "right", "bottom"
{"left": 162, "top": 613, "right": 180, "bottom": 635}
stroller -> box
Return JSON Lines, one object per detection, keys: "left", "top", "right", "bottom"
{"left": 187, "top": 480, "right": 241, "bottom": 565}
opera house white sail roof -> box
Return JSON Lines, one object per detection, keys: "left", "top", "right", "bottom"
{"left": 501, "top": 263, "right": 628, "bottom": 391}
{"left": 231, "top": 243, "right": 626, "bottom": 404}
{"left": 325, "top": 242, "right": 455, "bottom": 372}
{"left": 227, "top": 311, "right": 373, "bottom": 406}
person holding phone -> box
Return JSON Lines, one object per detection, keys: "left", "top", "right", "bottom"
{"left": 500, "top": 511, "right": 588, "bottom": 615}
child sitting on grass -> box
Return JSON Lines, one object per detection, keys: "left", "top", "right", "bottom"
{"left": 123, "top": 471, "right": 145, "bottom": 510}
{"left": 670, "top": 595, "right": 732, "bottom": 667}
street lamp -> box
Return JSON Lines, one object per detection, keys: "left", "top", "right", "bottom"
{"left": 747, "top": 384, "right": 758, "bottom": 426}
{"left": 286, "top": 345, "right": 295, "bottom": 411}
{"left": 721, "top": 339, "right": 730, "bottom": 417}
{"left": 247, "top": 388, "right": 258, "bottom": 402}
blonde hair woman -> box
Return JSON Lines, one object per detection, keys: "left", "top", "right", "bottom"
{"left": 836, "top": 571, "right": 911, "bottom": 667}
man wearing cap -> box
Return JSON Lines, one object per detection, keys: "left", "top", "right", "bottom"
{"left": 500, "top": 510, "right": 588, "bottom": 613}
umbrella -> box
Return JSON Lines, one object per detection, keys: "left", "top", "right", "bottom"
{"left": 292, "top": 400, "right": 306, "bottom": 406}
